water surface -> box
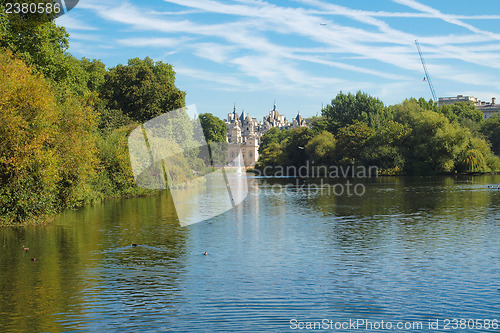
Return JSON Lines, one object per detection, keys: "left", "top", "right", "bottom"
{"left": 1, "top": 175, "right": 499, "bottom": 332}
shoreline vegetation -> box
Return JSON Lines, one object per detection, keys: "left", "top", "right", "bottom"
{"left": 255, "top": 92, "right": 500, "bottom": 177}
{"left": 2, "top": 5, "right": 500, "bottom": 226}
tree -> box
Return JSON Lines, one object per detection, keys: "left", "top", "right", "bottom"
{"left": 255, "top": 142, "right": 284, "bottom": 170}
{"left": 334, "top": 121, "right": 376, "bottom": 165}
{"left": 198, "top": 113, "right": 227, "bottom": 165}
{"left": 364, "top": 120, "right": 411, "bottom": 174}
{"left": 198, "top": 113, "right": 226, "bottom": 143}
{"left": 80, "top": 57, "right": 107, "bottom": 92}
{"left": 0, "top": 50, "right": 60, "bottom": 222}
{"left": 455, "top": 137, "right": 493, "bottom": 173}
{"left": 322, "top": 91, "right": 386, "bottom": 134}
{"left": 281, "top": 127, "right": 315, "bottom": 166}
{"left": 101, "top": 57, "right": 186, "bottom": 123}
{"left": 439, "top": 101, "right": 483, "bottom": 133}
{"left": 393, "top": 100, "right": 468, "bottom": 174}
{"left": 308, "top": 115, "right": 329, "bottom": 134}
{"left": 481, "top": 114, "right": 500, "bottom": 155}
{"left": 305, "top": 131, "right": 336, "bottom": 165}
{"left": 0, "top": 1, "right": 70, "bottom": 83}
{"left": 259, "top": 127, "right": 290, "bottom": 154}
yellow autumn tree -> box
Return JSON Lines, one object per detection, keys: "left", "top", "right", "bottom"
{"left": 0, "top": 50, "right": 60, "bottom": 223}
{"left": 0, "top": 50, "right": 102, "bottom": 223}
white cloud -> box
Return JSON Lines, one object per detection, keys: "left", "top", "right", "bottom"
{"left": 66, "top": 0, "right": 500, "bottom": 105}
{"left": 391, "top": 0, "right": 500, "bottom": 40}
{"left": 56, "top": 15, "right": 98, "bottom": 30}
{"left": 117, "top": 37, "right": 190, "bottom": 48}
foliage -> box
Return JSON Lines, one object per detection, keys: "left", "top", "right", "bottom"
{"left": 481, "top": 114, "right": 500, "bottom": 155}
{"left": 95, "top": 124, "right": 152, "bottom": 197}
{"left": 255, "top": 143, "right": 284, "bottom": 170}
{"left": 305, "top": 131, "right": 336, "bottom": 165}
{"left": 54, "top": 90, "right": 101, "bottom": 208}
{"left": 280, "top": 127, "right": 315, "bottom": 167}
{"left": 257, "top": 94, "right": 499, "bottom": 176}
{"left": 308, "top": 115, "right": 329, "bottom": 134}
{"left": 0, "top": 51, "right": 60, "bottom": 222}
{"left": 0, "top": 50, "right": 103, "bottom": 221}
{"left": 455, "top": 137, "right": 491, "bottom": 173}
{"left": 199, "top": 113, "right": 227, "bottom": 143}
{"left": 415, "top": 97, "right": 438, "bottom": 112}
{"left": 439, "top": 101, "right": 484, "bottom": 134}
{"left": 393, "top": 100, "right": 470, "bottom": 174}
{"left": 97, "top": 106, "right": 132, "bottom": 134}
{"left": 101, "top": 57, "right": 186, "bottom": 123}
{"left": 198, "top": 113, "right": 228, "bottom": 165}
{"left": 259, "top": 127, "right": 290, "bottom": 154}
{"left": 364, "top": 120, "right": 410, "bottom": 174}
{"left": 335, "top": 121, "right": 376, "bottom": 165}
{"left": 322, "top": 91, "right": 386, "bottom": 134}
{"left": 0, "top": 1, "right": 70, "bottom": 84}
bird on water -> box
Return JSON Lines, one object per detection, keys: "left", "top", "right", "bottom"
{"left": 203, "top": 251, "right": 208, "bottom": 256}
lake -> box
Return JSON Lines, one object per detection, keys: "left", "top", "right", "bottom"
{"left": 0, "top": 175, "right": 499, "bottom": 332}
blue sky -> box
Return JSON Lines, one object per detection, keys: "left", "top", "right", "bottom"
{"left": 56, "top": 0, "right": 500, "bottom": 120}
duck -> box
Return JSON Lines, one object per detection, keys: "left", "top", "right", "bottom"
{"left": 22, "top": 246, "right": 29, "bottom": 252}
{"left": 203, "top": 251, "right": 208, "bottom": 256}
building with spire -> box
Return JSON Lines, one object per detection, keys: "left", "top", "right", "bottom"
{"left": 225, "top": 103, "right": 307, "bottom": 166}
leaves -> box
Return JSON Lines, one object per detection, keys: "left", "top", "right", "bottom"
{"left": 257, "top": 93, "right": 500, "bottom": 176}
{"left": 101, "top": 57, "right": 186, "bottom": 123}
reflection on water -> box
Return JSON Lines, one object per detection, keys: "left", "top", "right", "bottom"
{"left": 0, "top": 176, "right": 499, "bottom": 332}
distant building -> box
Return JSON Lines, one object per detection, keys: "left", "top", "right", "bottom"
{"left": 438, "top": 95, "right": 500, "bottom": 119}
{"left": 225, "top": 103, "right": 307, "bottom": 166}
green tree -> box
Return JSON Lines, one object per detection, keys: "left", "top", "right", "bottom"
{"left": 259, "top": 127, "right": 290, "bottom": 154}
{"left": 198, "top": 113, "right": 227, "bottom": 165}
{"left": 439, "top": 101, "right": 483, "bottom": 133}
{"left": 308, "top": 115, "right": 329, "bottom": 134}
{"left": 416, "top": 97, "right": 438, "bottom": 112}
{"left": 255, "top": 142, "right": 284, "bottom": 170}
{"left": 322, "top": 91, "right": 386, "bottom": 134}
{"left": 101, "top": 57, "right": 186, "bottom": 123}
{"left": 281, "top": 127, "right": 315, "bottom": 167}
{"left": 305, "top": 131, "right": 336, "bottom": 165}
{"left": 199, "top": 113, "right": 226, "bottom": 143}
{"left": 481, "top": 114, "right": 500, "bottom": 155}
{"left": 0, "top": 1, "right": 70, "bottom": 83}
{"left": 394, "top": 100, "right": 468, "bottom": 174}
{"left": 365, "top": 120, "right": 411, "bottom": 174}
{"left": 334, "top": 121, "right": 376, "bottom": 165}
{"left": 455, "top": 137, "right": 492, "bottom": 173}
{"left": 80, "top": 57, "right": 107, "bottom": 92}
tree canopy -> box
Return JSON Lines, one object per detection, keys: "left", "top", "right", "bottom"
{"left": 257, "top": 92, "right": 500, "bottom": 176}
{"left": 0, "top": 10, "right": 185, "bottom": 224}
{"left": 101, "top": 57, "right": 186, "bottom": 123}
{"left": 199, "top": 113, "right": 227, "bottom": 143}
{"left": 322, "top": 91, "right": 386, "bottom": 134}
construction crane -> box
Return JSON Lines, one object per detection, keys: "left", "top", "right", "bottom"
{"left": 415, "top": 39, "right": 437, "bottom": 102}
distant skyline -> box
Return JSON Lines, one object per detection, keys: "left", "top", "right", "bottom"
{"left": 56, "top": 0, "right": 500, "bottom": 120}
